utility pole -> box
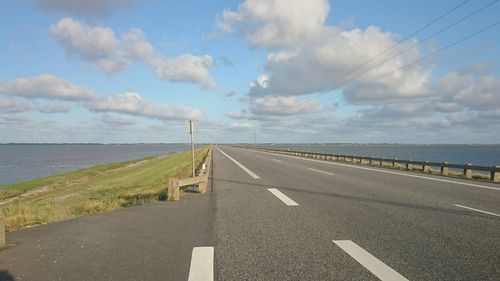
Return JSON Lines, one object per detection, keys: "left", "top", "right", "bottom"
{"left": 187, "top": 120, "right": 197, "bottom": 178}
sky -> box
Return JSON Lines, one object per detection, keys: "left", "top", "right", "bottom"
{"left": 0, "top": 0, "right": 499, "bottom": 144}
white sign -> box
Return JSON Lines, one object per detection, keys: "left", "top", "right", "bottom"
{"left": 186, "top": 120, "right": 198, "bottom": 134}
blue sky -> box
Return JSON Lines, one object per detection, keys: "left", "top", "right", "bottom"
{"left": 1, "top": 0, "right": 499, "bottom": 143}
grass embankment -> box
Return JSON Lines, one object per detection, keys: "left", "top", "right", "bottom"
{"left": 0, "top": 146, "right": 209, "bottom": 231}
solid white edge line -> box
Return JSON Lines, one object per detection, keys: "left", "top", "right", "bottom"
{"left": 453, "top": 204, "right": 500, "bottom": 217}
{"left": 250, "top": 149, "right": 500, "bottom": 191}
{"left": 188, "top": 246, "right": 214, "bottom": 281}
{"left": 267, "top": 188, "right": 299, "bottom": 206}
{"left": 216, "top": 146, "right": 261, "bottom": 179}
{"left": 333, "top": 240, "right": 409, "bottom": 281}
{"left": 309, "top": 168, "right": 335, "bottom": 176}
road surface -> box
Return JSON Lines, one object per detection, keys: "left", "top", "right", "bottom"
{"left": 1, "top": 145, "right": 499, "bottom": 280}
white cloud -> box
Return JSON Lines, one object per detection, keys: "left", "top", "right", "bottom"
{"left": 214, "top": 0, "right": 500, "bottom": 141}
{"left": 37, "top": 0, "right": 135, "bottom": 17}
{"left": 0, "top": 74, "right": 96, "bottom": 101}
{"left": 0, "top": 97, "right": 32, "bottom": 113}
{"left": 248, "top": 26, "right": 430, "bottom": 104}
{"left": 0, "top": 74, "right": 202, "bottom": 122}
{"left": 101, "top": 113, "right": 136, "bottom": 126}
{"left": 50, "top": 18, "right": 215, "bottom": 89}
{"left": 228, "top": 122, "right": 253, "bottom": 130}
{"left": 147, "top": 55, "right": 215, "bottom": 89}
{"left": 50, "top": 18, "right": 120, "bottom": 60}
{"left": 84, "top": 91, "right": 202, "bottom": 121}
{"left": 217, "top": 0, "right": 329, "bottom": 47}
{"left": 251, "top": 96, "right": 323, "bottom": 116}
{"left": 38, "top": 103, "right": 72, "bottom": 113}
{"left": 439, "top": 72, "right": 500, "bottom": 110}
{"left": 225, "top": 89, "right": 237, "bottom": 97}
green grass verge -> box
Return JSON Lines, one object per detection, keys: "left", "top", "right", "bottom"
{"left": 0, "top": 146, "right": 209, "bottom": 231}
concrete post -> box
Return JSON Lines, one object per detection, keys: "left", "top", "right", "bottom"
{"left": 198, "top": 181, "right": 207, "bottom": 194}
{"left": 168, "top": 178, "right": 180, "bottom": 201}
{"left": 441, "top": 162, "right": 449, "bottom": 176}
{"left": 406, "top": 160, "right": 413, "bottom": 171}
{"left": 423, "top": 161, "right": 430, "bottom": 173}
{"left": 0, "top": 212, "right": 5, "bottom": 248}
{"left": 491, "top": 166, "right": 500, "bottom": 182}
{"left": 464, "top": 164, "right": 472, "bottom": 179}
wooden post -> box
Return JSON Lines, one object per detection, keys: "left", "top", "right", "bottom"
{"left": 491, "top": 166, "right": 500, "bottom": 182}
{"left": 423, "top": 161, "right": 430, "bottom": 173}
{"left": 406, "top": 160, "right": 413, "bottom": 171}
{"left": 0, "top": 212, "right": 5, "bottom": 248}
{"left": 441, "top": 162, "right": 449, "bottom": 176}
{"left": 379, "top": 158, "right": 384, "bottom": 167}
{"left": 168, "top": 178, "right": 180, "bottom": 201}
{"left": 392, "top": 159, "right": 397, "bottom": 168}
{"left": 464, "top": 164, "right": 472, "bottom": 179}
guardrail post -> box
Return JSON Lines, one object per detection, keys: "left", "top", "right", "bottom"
{"left": 423, "top": 161, "right": 430, "bottom": 173}
{"left": 379, "top": 158, "right": 384, "bottom": 166}
{"left": 491, "top": 166, "right": 500, "bottom": 182}
{"left": 1, "top": 212, "right": 5, "bottom": 248}
{"left": 392, "top": 159, "right": 397, "bottom": 168}
{"left": 441, "top": 162, "right": 449, "bottom": 176}
{"left": 168, "top": 178, "right": 180, "bottom": 201}
{"left": 406, "top": 160, "right": 413, "bottom": 171}
{"left": 463, "top": 164, "right": 472, "bottom": 179}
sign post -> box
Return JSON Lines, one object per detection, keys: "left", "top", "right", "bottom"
{"left": 187, "top": 120, "right": 198, "bottom": 178}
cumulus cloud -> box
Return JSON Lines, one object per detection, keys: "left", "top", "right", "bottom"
{"left": 217, "top": 0, "right": 329, "bottom": 47}
{"left": 0, "top": 74, "right": 96, "bottom": 101}
{"left": 225, "top": 89, "right": 237, "bottom": 97}
{"left": 0, "top": 74, "right": 202, "bottom": 121}
{"left": 251, "top": 96, "right": 323, "bottom": 116}
{"left": 38, "top": 103, "right": 72, "bottom": 113}
{"left": 84, "top": 91, "right": 201, "bottom": 121}
{"left": 50, "top": 18, "right": 215, "bottom": 88}
{"left": 37, "top": 0, "right": 135, "bottom": 17}
{"left": 228, "top": 122, "right": 253, "bottom": 130}
{"left": 439, "top": 72, "right": 500, "bottom": 110}
{"left": 248, "top": 26, "right": 430, "bottom": 104}
{"left": 215, "top": 0, "right": 500, "bottom": 142}
{"left": 0, "top": 97, "right": 32, "bottom": 113}
{"left": 101, "top": 113, "right": 136, "bottom": 126}
{"left": 147, "top": 55, "right": 215, "bottom": 89}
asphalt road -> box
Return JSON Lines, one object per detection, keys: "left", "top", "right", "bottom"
{"left": 211, "top": 145, "right": 499, "bottom": 281}
{"left": 1, "top": 145, "right": 499, "bottom": 280}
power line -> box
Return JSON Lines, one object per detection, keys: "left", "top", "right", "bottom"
{"left": 344, "top": 20, "right": 500, "bottom": 95}
{"left": 331, "top": 0, "right": 499, "bottom": 89}
{"left": 294, "top": 0, "right": 498, "bottom": 109}
{"left": 319, "top": 0, "right": 472, "bottom": 92}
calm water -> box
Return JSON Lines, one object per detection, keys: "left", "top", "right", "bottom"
{"left": 0, "top": 144, "right": 191, "bottom": 186}
{"left": 257, "top": 144, "right": 500, "bottom": 167}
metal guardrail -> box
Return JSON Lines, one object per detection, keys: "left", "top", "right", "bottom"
{"left": 251, "top": 147, "right": 500, "bottom": 183}
{"left": 167, "top": 145, "right": 212, "bottom": 201}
